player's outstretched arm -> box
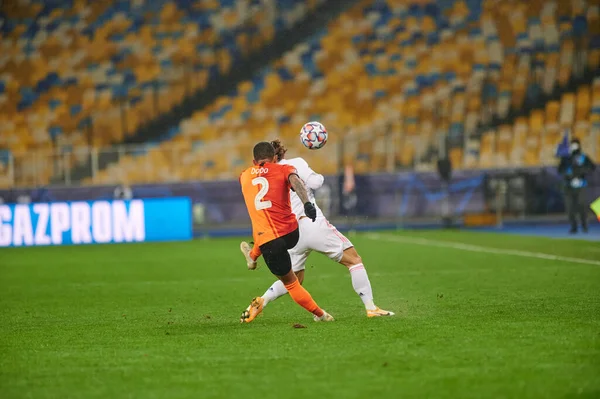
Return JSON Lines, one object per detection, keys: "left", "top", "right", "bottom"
{"left": 296, "top": 158, "right": 324, "bottom": 190}
{"left": 289, "top": 174, "right": 310, "bottom": 203}
{"left": 289, "top": 174, "right": 317, "bottom": 221}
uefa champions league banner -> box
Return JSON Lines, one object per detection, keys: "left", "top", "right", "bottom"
{"left": 0, "top": 197, "right": 192, "bottom": 247}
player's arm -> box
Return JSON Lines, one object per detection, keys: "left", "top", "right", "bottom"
{"left": 306, "top": 174, "right": 324, "bottom": 190}
{"left": 289, "top": 173, "right": 317, "bottom": 222}
{"left": 289, "top": 173, "right": 310, "bottom": 203}
{"left": 296, "top": 158, "right": 324, "bottom": 190}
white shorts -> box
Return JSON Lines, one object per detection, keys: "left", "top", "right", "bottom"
{"left": 289, "top": 216, "right": 354, "bottom": 272}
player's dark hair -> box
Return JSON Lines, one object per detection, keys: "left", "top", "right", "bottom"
{"left": 571, "top": 138, "right": 580, "bottom": 145}
{"left": 253, "top": 142, "right": 275, "bottom": 165}
{"left": 271, "top": 139, "right": 287, "bottom": 162}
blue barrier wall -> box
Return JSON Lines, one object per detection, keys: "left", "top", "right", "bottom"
{"left": 0, "top": 197, "right": 192, "bottom": 247}
{"left": 1, "top": 168, "right": 598, "bottom": 229}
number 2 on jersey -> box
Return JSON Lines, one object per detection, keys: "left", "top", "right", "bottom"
{"left": 252, "top": 177, "right": 272, "bottom": 210}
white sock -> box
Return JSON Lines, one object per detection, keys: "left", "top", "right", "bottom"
{"left": 261, "top": 280, "right": 288, "bottom": 307}
{"left": 349, "top": 263, "right": 376, "bottom": 310}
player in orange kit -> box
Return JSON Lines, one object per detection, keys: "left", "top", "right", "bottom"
{"left": 239, "top": 142, "right": 334, "bottom": 323}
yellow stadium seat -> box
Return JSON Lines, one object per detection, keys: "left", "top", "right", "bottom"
{"left": 559, "top": 92, "right": 576, "bottom": 127}
{"left": 545, "top": 101, "right": 560, "bottom": 125}
{"left": 497, "top": 125, "right": 513, "bottom": 157}
{"left": 576, "top": 86, "right": 591, "bottom": 122}
{"left": 449, "top": 148, "right": 463, "bottom": 169}
{"left": 6, "top": 0, "right": 596, "bottom": 186}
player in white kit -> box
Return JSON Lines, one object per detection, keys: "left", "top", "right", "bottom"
{"left": 239, "top": 140, "right": 394, "bottom": 322}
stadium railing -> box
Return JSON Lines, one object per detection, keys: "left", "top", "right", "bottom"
{"left": 2, "top": 128, "right": 598, "bottom": 189}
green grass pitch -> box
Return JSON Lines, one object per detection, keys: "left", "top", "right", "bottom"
{"left": 1, "top": 230, "right": 599, "bottom": 399}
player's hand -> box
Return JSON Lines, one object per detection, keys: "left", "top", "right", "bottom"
{"left": 304, "top": 202, "right": 317, "bottom": 222}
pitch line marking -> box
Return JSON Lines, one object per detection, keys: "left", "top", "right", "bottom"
{"left": 365, "top": 233, "right": 600, "bottom": 267}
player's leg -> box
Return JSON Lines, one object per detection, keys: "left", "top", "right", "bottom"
{"left": 565, "top": 189, "right": 578, "bottom": 233}
{"left": 314, "top": 218, "right": 394, "bottom": 317}
{"left": 260, "top": 280, "right": 287, "bottom": 308}
{"left": 275, "top": 269, "right": 332, "bottom": 322}
{"left": 240, "top": 236, "right": 291, "bottom": 323}
{"left": 576, "top": 188, "right": 588, "bottom": 232}
{"left": 338, "top": 247, "right": 393, "bottom": 317}
{"left": 261, "top": 269, "right": 305, "bottom": 308}
{"left": 240, "top": 246, "right": 306, "bottom": 317}
{"left": 242, "top": 231, "right": 332, "bottom": 322}
{"left": 275, "top": 229, "right": 328, "bottom": 318}
{"left": 264, "top": 233, "right": 332, "bottom": 321}
{"left": 295, "top": 269, "right": 305, "bottom": 284}
{"left": 259, "top": 226, "right": 309, "bottom": 308}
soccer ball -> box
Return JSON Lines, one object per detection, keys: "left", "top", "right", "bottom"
{"left": 300, "top": 121, "right": 328, "bottom": 150}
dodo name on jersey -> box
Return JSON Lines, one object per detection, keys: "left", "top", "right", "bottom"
{"left": 251, "top": 167, "right": 269, "bottom": 174}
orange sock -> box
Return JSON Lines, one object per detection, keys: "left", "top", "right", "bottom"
{"left": 284, "top": 280, "right": 324, "bottom": 318}
{"left": 250, "top": 245, "right": 261, "bottom": 261}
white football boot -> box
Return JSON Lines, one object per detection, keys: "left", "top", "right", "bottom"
{"left": 240, "top": 241, "right": 257, "bottom": 270}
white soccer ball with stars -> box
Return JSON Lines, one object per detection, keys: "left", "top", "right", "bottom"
{"left": 300, "top": 121, "right": 328, "bottom": 150}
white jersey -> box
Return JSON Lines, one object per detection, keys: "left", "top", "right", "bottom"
{"left": 279, "top": 157, "right": 354, "bottom": 270}
{"left": 278, "top": 157, "right": 325, "bottom": 220}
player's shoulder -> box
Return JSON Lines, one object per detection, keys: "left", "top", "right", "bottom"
{"left": 279, "top": 157, "right": 308, "bottom": 169}
{"left": 239, "top": 165, "right": 256, "bottom": 181}
{"left": 270, "top": 161, "right": 297, "bottom": 177}
{"left": 239, "top": 165, "right": 251, "bottom": 176}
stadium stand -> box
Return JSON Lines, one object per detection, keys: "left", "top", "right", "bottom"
{"left": 1, "top": 0, "right": 599, "bottom": 187}
{"left": 472, "top": 76, "right": 600, "bottom": 169}
{"left": 0, "top": 0, "right": 324, "bottom": 155}
{"left": 88, "top": 0, "right": 599, "bottom": 184}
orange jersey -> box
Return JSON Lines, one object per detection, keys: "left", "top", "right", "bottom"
{"left": 240, "top": 162, "right": 299, "bottom": 247}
